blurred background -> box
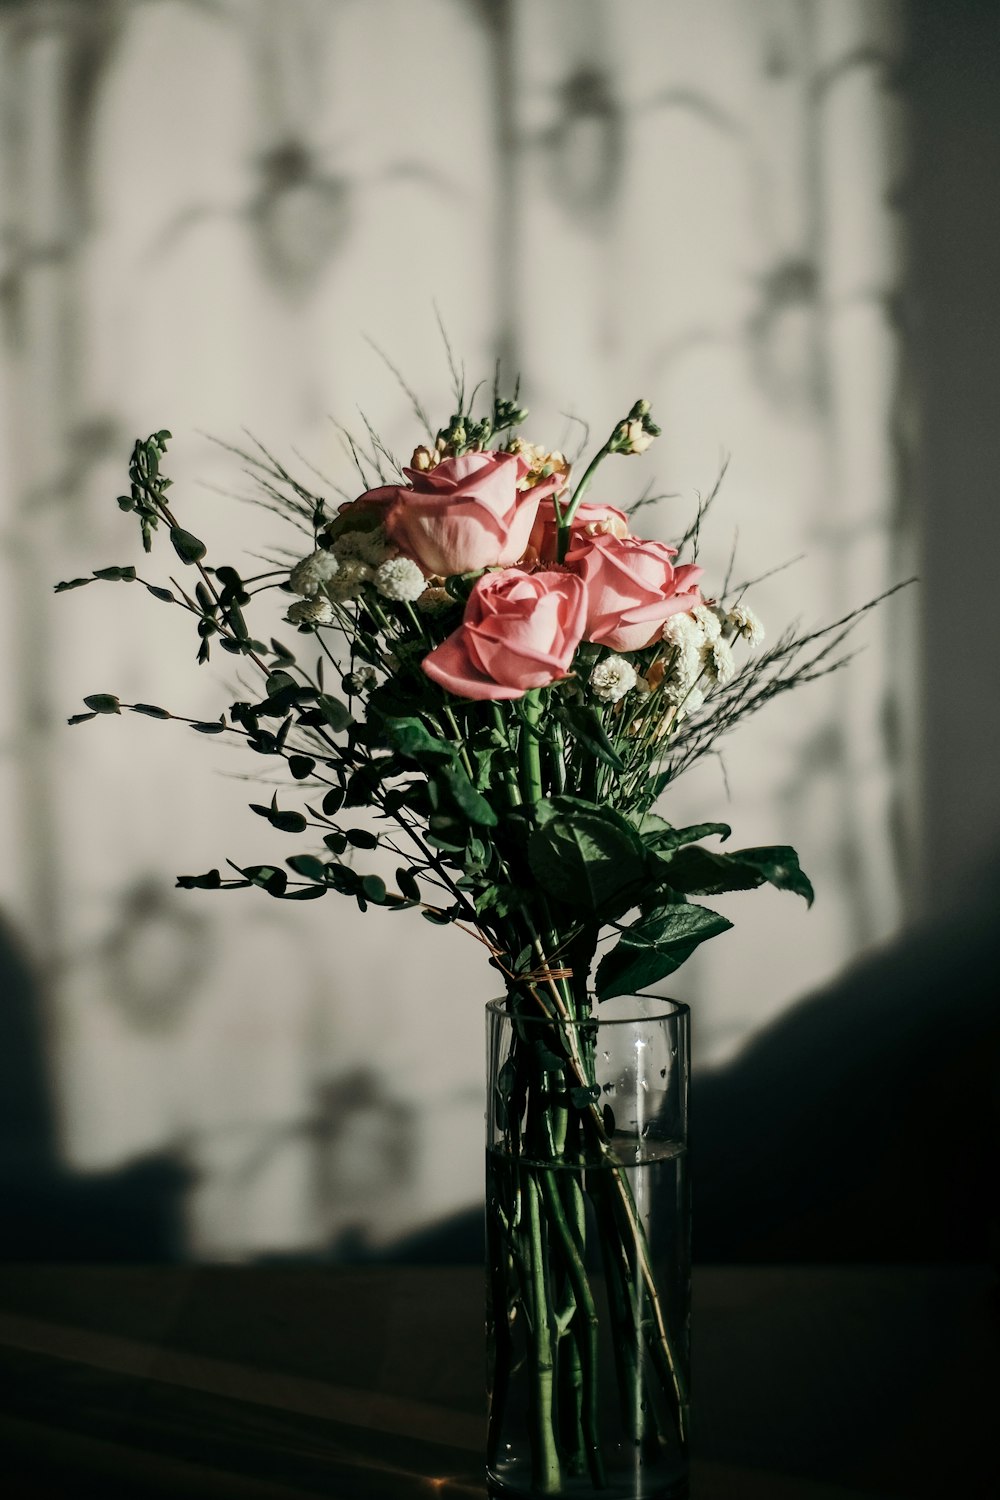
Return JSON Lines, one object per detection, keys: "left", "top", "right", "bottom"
{"left": 0, "top": 0, "right": 996, "bottom": 1266}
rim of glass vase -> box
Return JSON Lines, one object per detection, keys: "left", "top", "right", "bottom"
{"left": 486, "top": 994, "right": 689, "bottom": 1026}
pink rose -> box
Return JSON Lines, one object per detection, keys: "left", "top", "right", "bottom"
{"left": 381, "top": 452, "right": 562, "bottom": 577}
{"left": 527, "top": 500, "right": 631, "bottom": 564}
{"left": 422, "top": 568, "right": 587, "bottom": 701}
{"left": 566, "top": 532, "right": 703, "bottom": 652}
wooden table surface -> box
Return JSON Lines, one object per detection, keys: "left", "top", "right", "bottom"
{"left": 0, "top": 1265, "right": 994, "bottom": 1498}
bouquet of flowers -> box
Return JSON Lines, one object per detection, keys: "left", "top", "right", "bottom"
{"left": 60, "top": 376, "right": 896, "bottom": 1498}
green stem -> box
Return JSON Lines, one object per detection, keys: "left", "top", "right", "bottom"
{"left": 525, "top": 1172, "right": 562, "bottom": 1493}
{"left": 556, "top": 443, "right": 612, "bottom": 562}
{"left": 538, "top": 1168, "right": 606, "bottom": 1488}
{"left": 518, "top": 690, "right": 544, "bottom": 802}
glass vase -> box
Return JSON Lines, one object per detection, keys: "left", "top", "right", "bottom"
{"left": 486, "top": 994, "right": 690, "bottom": 1500}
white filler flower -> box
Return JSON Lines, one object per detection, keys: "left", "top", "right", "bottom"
{"left": 692, "top": 603, "right": 724, "bottom": 643}
{"left": 286, "top": 595, "right": 335, "bottom": 627}
{"left": 727, "top": 602, "right": 765, "bottom": 647}
{"left": 590, "top": 655, "right": 638, "bottom": 703}
{"left": 375, "top": 556, "right": 426, "bottom": 602}
{"left": 288, "top": 549, "right": 339, "bottom": 597}
{"left": 346, "top": 664, "right": 376, "bottom": 693}
{"left": 705, "top": 639, "right": 736, "bottom": 684}
{"left": 328, "top": 560, "right": 373, "bottom": 602}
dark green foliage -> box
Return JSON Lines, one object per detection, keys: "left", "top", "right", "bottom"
{"left": 528, "top": 798, "right": 646, "bottom": 917}
{"left": 596, "top": 903, "right": 733, "bottom": 1001}
{"left": 556, "top": 703, "right": 626, "bottom": 772}
{"left": 169, "top": 527, "right": 207, "bottom": 565}
{"left": 249, "top": 794, "right": 308, "bottom": 834}
{"left": 176, "top": 869, "right": 222, "bottom": 890}
{"left": 659, "top": 843, "right": 814, "bottom": 906}
{"left": 83, "top": 694, "right": 121, "bottom": 715}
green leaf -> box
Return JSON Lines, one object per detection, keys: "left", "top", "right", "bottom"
{"left": 276, "top": 885, "right": 327, "bottom": 900}
{"left": 361, "top": 874, "right": 387, "bottom": 903}
{"left": 249, "top": 797, "right": 308, "bottom": 834}
{"left": 254, "top": 682, "right": 318, "bottom": 717}
{"left": 67, "top": 711, "right": 98, "bottom": 725}
{"left": 317, "top": 694, "right": 353, "bottom": 732}
{"left": 144, "top": 584, "right": 175, "bottom": 603}
{"left": 396, "top": 866, "right": 421, "bottom": 902}
{"left": 596, "top": 903, "right": 734, "bottom": 1000}
{"left": 631, "top": 811, "right": 674, "bottom": 840}
{"left": 661, "top": 843, "right": 814, "bottom": 906}
{"left": 380, "top": 715, "right": 453, "bottom": 763}
{"left": 190, "top": 720, "right": 226, "bottom": 734}
{"left": 54, "top": 577, "right": 95, "bottom": 592}
{"left": 175, "top": 869, "right": 222, "bottom": 890}
{"left": 324, "top": 831, "right": 348, "bottom": 856}
{"left": 92, "top": 565, "right": 137, "bottom": 582}
{"left": 286, "top": 854, "right": 327, "bottom": 881}
{"left": 130, "top": 703, "right": 171, "bottom": 719}
{"left": 83, "top": 694, "right": 121, "bottom": 715}
{"left": 242, "top": 864, "right": 288, "bottom": 896}
{"left": 288, "top": 755, "right": 316, "bottom": 780}
{"left": 170, "top": 526, "right": 207, "bottom": 564}
{"left": 528, "top": 798, "right": 646, "bottom": 915}
{"left": 664, "top": 822, "right": 731, "bottom": 849}
{"left": 557, "top": 703, "right": 626, "bottom": 772}
{"left": 322, "top": 788, "right": 344, "bottom": 816}
{"left": 436, "top": 763, "right": 497, "bottom": 827}
{"left": 728, "top": 845, "right": 814, "bottom": 905}
{"left": 346, "top": 827, "right": 378, "bottom": 850}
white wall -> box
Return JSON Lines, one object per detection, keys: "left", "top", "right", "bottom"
{"left": 0, "top": 0, "right": 913, "bottom": 1259}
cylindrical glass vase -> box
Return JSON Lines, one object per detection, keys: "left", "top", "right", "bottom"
{"left": 486, "top": 994, "right": 690, "bottom": 1500}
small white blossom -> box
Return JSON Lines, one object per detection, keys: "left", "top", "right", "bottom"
{"left": 681, "top": 686, "right": 705, "bottom": 716}
{"left": 327, "top": 559, "right": 373, "bottom": 602}
{"left": 661, "top": 611, "right": 706, "bottom": 653}
{"left": 661, "top": 613, "right": 705, "bottom": 690}
{"left": 347, "top": 665, "right": 376, "bottom": 693}
{"left": 705, "top": 639, "right": 736, "bottom": 685}
{"left": 590, "top": 655, "right": 638, "bottom": 703}
{"left": 374, "top": 555, "right": 426, "bottom": 602}
{"left": 288, "top": 549, "right": 339, "bottom": 597}
{"left": 727, "top": 602, "right": 765, "bottom": 647}
{"left": 286, "top": 595, "right": 335, "bottom": 627}
{"left": 616, "top": 417, "right": 656, "bottom": 455}
{"left": 692, "top": 603, "right": 724, "bottom": 644}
